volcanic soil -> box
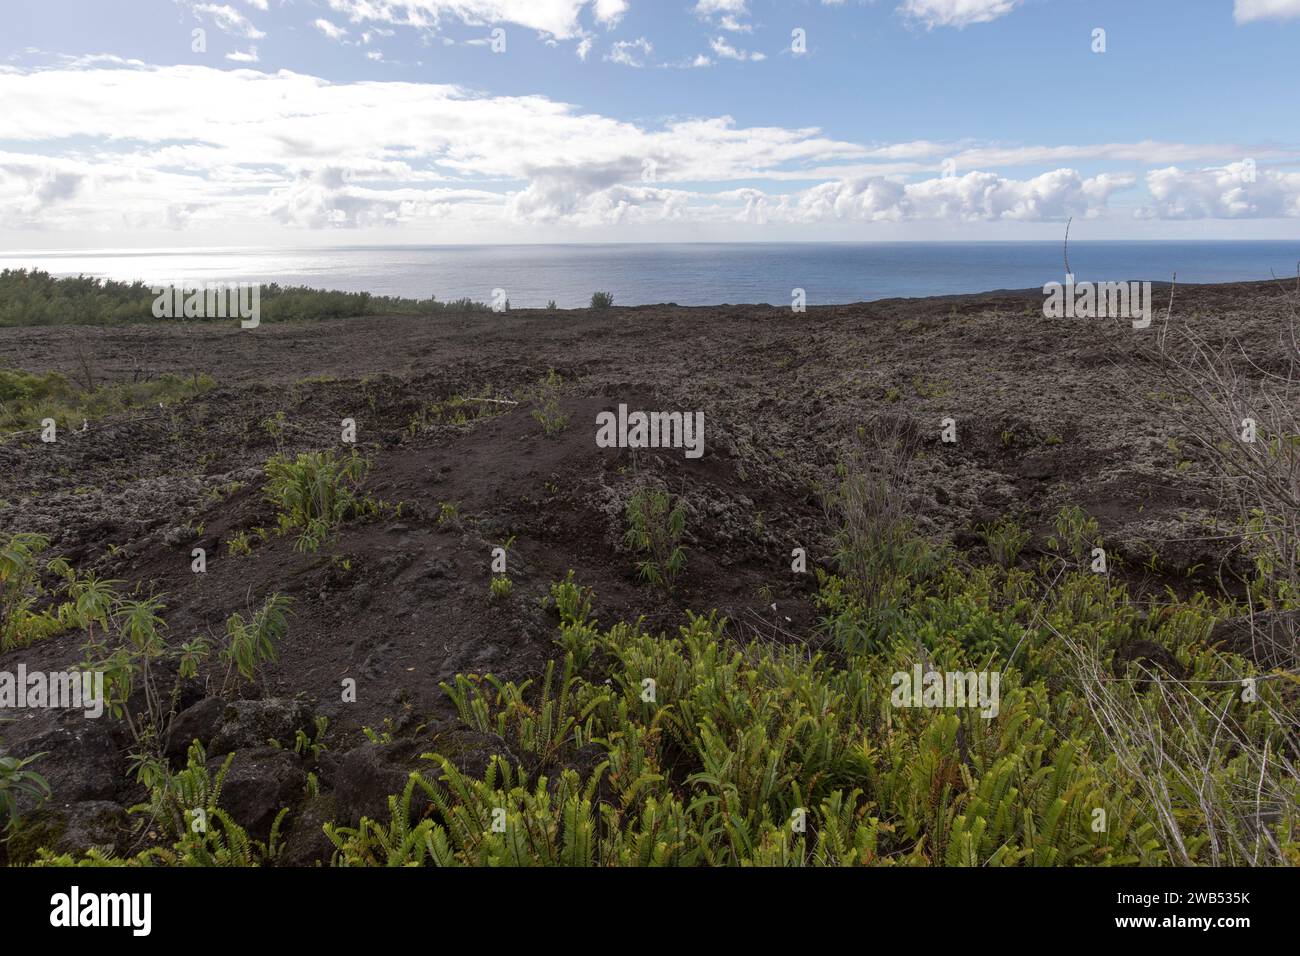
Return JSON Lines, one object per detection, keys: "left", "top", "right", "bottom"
{"left": 1, "top": 278, "right": 1294, "bottom": 861}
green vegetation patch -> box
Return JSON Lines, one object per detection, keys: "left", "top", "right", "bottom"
{"left": 0, "top": 367, "right": 213, "bottom": 433}
{"left": 0, "top": 269, "right": 491, "bottom": 327}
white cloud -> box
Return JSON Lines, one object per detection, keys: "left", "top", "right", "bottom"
{"left": 267, "top": 167, "right": 499, "bottom": 228}
{"left": 2, "top": 63, "right": 1295, "bottom": 239}
{"left": 592, "top": 0, "right": 629, "bottom": 27}
{"left": 325, "top": 0, "right": 625, "bottom": 40}
{"left": 49, "top": 53, "right": 150, "bottom": 69}
{"left": 696, "top": 0, "right": 747, "bottom": 14}
{"left": 695, "top": 0, "right": 753, "bottom": 32}
{"left": 225, "top": 47, "right": 260, "bottom": 62}
{"left": 898, "top": 0, "right": 1022, "bottom": 29}
{"left": 947, "top": 141, "right": 1282, "bottom": 169}
{"left": 33, "top": 169, "right": 83, "bottom": 207}
{"left": 314, "top": 19, "right": 349, "bottom": 40}
{"left": 0, "top": 158, "right": 90, "bottom": 225}
{"left": 606, "top": 37, "right": 652, "bottom": 67}
{"left": 710, "top": 36, "right": 765, "bottom": 61}
{"left": 1234, "top": 0, "right": 1300, "bottom": 23}
{"left": 1140, "top": 163, "right": 1300, "bottom": 218}
{"left": 189, "top": 3, "right": 266, "bottom": 39}
{"left": 751, "top": 168, "right": 1137, "bottom": 224}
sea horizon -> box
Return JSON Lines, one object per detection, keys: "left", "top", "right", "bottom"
{"left": 4, "top": 239, "right": 1298, "bottom": 308}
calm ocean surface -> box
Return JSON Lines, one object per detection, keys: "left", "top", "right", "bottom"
{"left": 3, "top": 242, "right": 1298, "bottom": 308}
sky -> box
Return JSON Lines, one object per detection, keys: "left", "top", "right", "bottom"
{"left": 1, "top": 0, "right": 1299, "bottom": 249}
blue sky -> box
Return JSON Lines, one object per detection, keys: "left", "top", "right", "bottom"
{"left": 2, "top": 0, "right": 1299, "bottom": 247}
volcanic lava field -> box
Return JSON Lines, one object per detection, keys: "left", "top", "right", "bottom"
{"left": 1, "top": 278, "right": 1295, "bottom": 865}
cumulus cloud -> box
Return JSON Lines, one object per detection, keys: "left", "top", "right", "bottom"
{"left": 946, "top": 141, "right": 1278, "bottom": 169}
{"left": 736, "top": 168, "right": 1136, "bottom": 225}
{"left": 325, "top": 0, "right": 626, "bottom": 40}
{"left": 1, "top": 63, "right": 1295, "bottom": 237}
{"left": 1140, "top": 163, "right": 1300, "bottom": 219}
{"left": 695, "top": 0, "right": 753, "bottom": 31}
{"left": 188, "top": 3, "right": 266, "bottom": 39}
{"left": 592, "top": 0, "right": 630, "bottom": 27}
{"left": 33, "top": 170, "right": 84, "bottom": 207}
{"left": 2, "top": 64, "right": 802, "bottom": 231}
{"left": 899, "top": 0, "right": 1022, "bottom": 29}
{"left": 268, "top": 167, "right": 499, "bottom": 227}
{"left": 314, "top": 19, "right": 348, "bottom": 40}
{"left": 606, "top": 37, "right": 652, "bottom": 67}
{"left": 696, "top": 0, "right": 759, "bottom": 35}
{"left": 710, "top": 36, "right": 765, "bottom": 61}
{"left": 1234, "top": 0, "right": 1300, "bottom": 23}
{"left": 0, "top": 158, "right": 92, "bottom": 227}
{"left": 695, "top": 0, "right": 747, "bottom": 16}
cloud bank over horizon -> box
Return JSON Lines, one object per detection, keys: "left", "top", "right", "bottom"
{"left": 2, "top": 0, "right": 1298, "bottom": 246}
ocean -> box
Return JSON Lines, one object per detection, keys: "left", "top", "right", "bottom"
{"left": 2, "top": 241, "right": 1298, "bottom": 308}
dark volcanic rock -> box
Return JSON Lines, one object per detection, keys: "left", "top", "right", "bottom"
{"left": 53, "top": 800, "right": 129, "bottom": 856}
{"left": 209, "top": 697, "right": 314, "bottom": 755}
{"left": 1112, "top": 639, "right": 1187, "bottom": 686}
{"left": 166, "top": 696, "right": 227, "bottom": 762}
{"left": 10, "top": 722, "right": 120, "bottom": 810}
{"left": 333, "top": 740, "right": 431, "bottom": 826}
{"left": 279, "top": 794, "right": 339, "bottom": 867}
{"left": 212, "top": 746, "right": 307, "bottom": 840}
{"left": 1209, "top": 610, "right": 1299, "bottom": 670}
